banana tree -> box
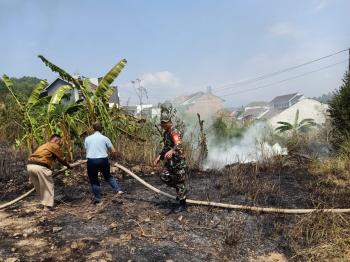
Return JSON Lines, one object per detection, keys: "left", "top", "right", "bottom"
{"left": 38, "top": 55, "right": 128, "bottom": 142}
{"left": 46, "top": 85, "right": 87, "bottom": 160}
{"left": 1, "top": 75, "right": 48, "bottom": 152}
{"left": 275, "top": 109, "right": 317, "bottom": 136}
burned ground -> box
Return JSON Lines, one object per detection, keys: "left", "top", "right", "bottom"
{"left": 0, "top": 160, "right": 349, "bottom": 261}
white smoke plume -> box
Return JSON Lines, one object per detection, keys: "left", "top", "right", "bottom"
{"left": 203, "top": 122, "right": 287, "bottom": 169}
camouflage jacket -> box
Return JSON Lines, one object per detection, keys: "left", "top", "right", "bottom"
{"left": 159, "top": 129, "right": 185, "bottom": 161}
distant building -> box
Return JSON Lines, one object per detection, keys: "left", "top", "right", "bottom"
{"left": 173, "top": 86, "right": 224, "bottom": 117}
{"left": 268, "top": 98, "right": 328, "bottom": 129}
{"left": 216, "top": 107, "right": 241, "bottom": 124}
{"left": 42, "top": 76, "right": 120, "bottom": 107}
{"left": 141, "top": 106, "right": 161, "bottom": 119}
{"left": 122, "top": 105, "right": 137, "bottom": 116}
{"left": 244, "top": 101, "right": 269, "bottom": 111}
{"left": 237, "top": 101, "right": 269, "bottom": 122}
{"left": 269, "top": 92, "right": 304, "bottom": 110}
{"left": 238, "top": 108, "right": 270, "bottom": 123}
{"left": 122, "top": 104, "right": 161, "bottom": 119}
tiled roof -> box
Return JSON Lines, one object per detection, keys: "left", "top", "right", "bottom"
{"left": 270, "top": 93, "right": 298, "bottom": 104}
{"left": 259, "top": 108, "right": 283, "bottom": 120}
{"left": 245, "top": 101, "right": 268, "bottom": 107}
{"left": 174, "top": 91, "right": 224, "bottom": 105}
{"left": 240, "top": 108, "right": 268, "bottom": 119}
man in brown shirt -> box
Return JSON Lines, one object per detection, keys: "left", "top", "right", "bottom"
{"left": 27, "top": 134, "right": 71, "bottom": 210}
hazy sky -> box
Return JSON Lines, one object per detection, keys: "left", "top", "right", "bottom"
{"left": 0, "top": 0, "right": 349, "bottom": 106}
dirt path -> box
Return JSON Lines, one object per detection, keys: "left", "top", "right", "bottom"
{"left": 0, "top": 167, "right": 303, "bottom": 261}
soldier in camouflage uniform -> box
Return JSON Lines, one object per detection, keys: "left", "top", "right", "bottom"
{"left": 154, "top": 116, "right": 188, "bottom": 211}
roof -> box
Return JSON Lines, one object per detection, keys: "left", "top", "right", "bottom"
{"left": 45, "top": 78, "right": 72, "bottom": 91}
{"left": 109, "top": 86, "right": 119, "bottom": 103}
{"left": 270, "top": 93, "right": 299, "bottom": 104}
{"left": 174, "top": 91, "right": 224, "bottom": 105}
{"left": 239, "top": 108, "right": 269, "bottom": 119}
{"left": 294, "top": 94, "right": 304, "bottom": 101}
{"left": 245, "top": 101, "right": 268, "bottom": 107}
{"left": 221, "top": 107, "right": 241, "bottom": 113}
{"left": 259, "top": 108, "right": 283, "bottom": 120}
{"left": 45, "top": 76, "right": 116, "bottom": 95}
{"left": 180, "top": 92, "right": 205, "bottom": 105}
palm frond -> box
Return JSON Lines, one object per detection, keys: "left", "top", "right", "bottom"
{"left": 1, "top": 74, "right": 23, "bottom": 110}
{"left": 275, "top": 126, "right": 293, "bottom": 133}
{"left": 298, "top": 118, "right": 316, "bottom": 126}
{"left": 38, "top": 55, "right": 81, "bottom": 88}
{"left": 276, "top": 121, "right": 293, "bottom": 128}
{"left": 27, "top": 80, "right": 48, "bottom": 107}
{"left": 95, "top": 59, "right": 127, "bottom": 98}
{"left": 47, "top": 85, "right": 72, "bottom": 115}
{"left": 293, "top": 109, "right": 299, "bottom": 127}
{"left": 64, "top": 103, "right": 84, "bottom": 115}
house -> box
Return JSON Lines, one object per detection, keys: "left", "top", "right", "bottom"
{"left": 237, "top": 101, "right": 269, "bottom": 122}
{"left": 121, "top": 104, "right": 161, "bottom": 119}
{"left": 141, "top": 106, "right": 161, "bottom": 119}
{"left": 244, "top": 101, "right": 269, "bottom": 111}
{"left": 173, "top": 86, "right": 224, "bottom": 117}
{"left": 238, "top": 108, "right": 270, "bottom": 123}
{"left": 216, "top": 107, "right": 242, "bottom": 124}
{"left": 268, "top": 98, "right": 328, "bottom": 129}
{"left": 269, "top": 92, "right": 304, "bottom": 110}
{"left": 122, "top": 105, "right": 138, "bottom": 116}
{"left": 42, "top": 76, "right": 120, "bottom": 107}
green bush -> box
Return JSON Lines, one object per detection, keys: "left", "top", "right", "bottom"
{"left": 329, "top": 71, "right": 350, "bottom": 147}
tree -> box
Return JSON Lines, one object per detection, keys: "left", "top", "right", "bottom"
{"left": 275, "top": 109, "right": 316, "bottom": 135}
{"left": 1, "top": 75, "right": 49, "bottom": 152}
{"left": 313, "top": 92, "right": 334, "bottom": 104}
{"left": 38, "top": 55, "right": 127, "bottom": 142}
{"left": 0, "top": 76, "right": 41, "bottom": 102}
{"left": 328, "top": 71, "right": 350, "bottom": 145}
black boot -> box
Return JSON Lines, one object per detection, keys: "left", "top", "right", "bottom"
{"left": 174, "top": 199, "right": 187, "bottom": 213}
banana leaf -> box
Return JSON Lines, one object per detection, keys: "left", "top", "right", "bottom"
{"left": 38, "top": 55, "right": 82, "bottom": 89}
{"left": 95, "top": 59, "right": 127, "bottom": 98}
{"left": 1, "top": 74, "right": 23, "bottom": 110}
{"left": 47, "top": 85, "right": 72, "bottom": 115}
{"left": 27, "top": 80, "right": 48, "bottom": 107}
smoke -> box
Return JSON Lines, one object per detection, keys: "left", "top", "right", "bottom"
{"left": 203, "top": 122, "right": 287, "bottom": 169}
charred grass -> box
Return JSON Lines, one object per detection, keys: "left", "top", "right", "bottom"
{"left": 2, "top": 144, "right": 350, "bottom": 260}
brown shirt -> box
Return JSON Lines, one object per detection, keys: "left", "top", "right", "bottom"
{"left": 28, "top": 142, "right": 64, "bottom": 169}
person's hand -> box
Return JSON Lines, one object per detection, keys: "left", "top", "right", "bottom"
{"left": 110, "top": 151, "right": 117, "bottom": 160}
{"left": 153, "top": 155, "right": 161, "bottom": 166}
{"left": 165, "top": 149, "right": 174, "bottom": 159}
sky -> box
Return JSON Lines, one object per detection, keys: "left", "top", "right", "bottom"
{"left": 0, "top": 0, "right": 349, "bottom": 107}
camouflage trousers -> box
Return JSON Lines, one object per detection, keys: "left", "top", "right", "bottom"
{"left": 160, "top": 159, "right": 187, "bottom": 200}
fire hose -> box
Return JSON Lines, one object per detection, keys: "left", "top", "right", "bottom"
{"left": 0, "top": 160, "right": 87, "bottom": 210}
{"left": 2, "top": 160, "right": 350, "bottom": 214}
{"left": 114, "top": 163, "right": 350, "bottom": 214}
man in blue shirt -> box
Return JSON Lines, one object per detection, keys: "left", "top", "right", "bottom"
{"left": 84, "top": 121, "right": 123, "bottom": 203}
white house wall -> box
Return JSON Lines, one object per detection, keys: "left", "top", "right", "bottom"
{"left": 268, "top": 99, "right": 328, "bottom": 129}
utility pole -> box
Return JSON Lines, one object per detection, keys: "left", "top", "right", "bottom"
{"left": 136, "top": 78, "right": 143, "bottom": 117}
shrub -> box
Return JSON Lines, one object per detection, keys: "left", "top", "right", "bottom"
{"left": 328, "top": 71, "right": 350, "bottom": 147}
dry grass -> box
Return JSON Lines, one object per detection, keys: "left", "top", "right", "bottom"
{"left": 223, "top": 161, "right": 282, "bottom": 206}
{"left": 287, "top": 212, "right": 350, "bottom": 261}
{"left": 308, "top": 154, "right": 350, "bottom": 208}
{"left": 116, "top": 136, "right": 160, "bottom": 165}
{"left": 283, "top": 153, "right": 350, "bottom": 261}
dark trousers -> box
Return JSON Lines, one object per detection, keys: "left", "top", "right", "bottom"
{"left": 87, "top": 158, "right": 120, "bottom": 200}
